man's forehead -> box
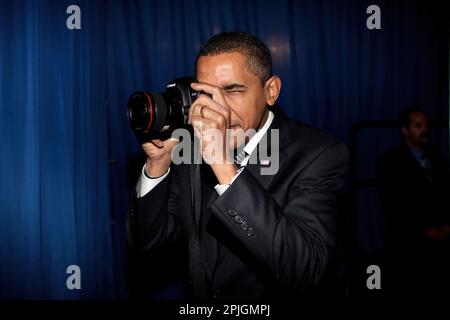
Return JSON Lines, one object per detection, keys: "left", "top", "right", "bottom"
{"left": 197, "top": 52, "right": 247, "bottom": 65}
{"left": 411, "top": 112, "right": 427, "bottom": 122}
{"left": 196, "top": 53, "right": 251, "bottom": 83}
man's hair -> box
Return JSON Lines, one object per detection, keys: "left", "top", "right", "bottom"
{"left": 399, "top": 107, "right": 428, "bottom": 128}
{"left": 195, "top": 31, "right": 273, "bottom": 85}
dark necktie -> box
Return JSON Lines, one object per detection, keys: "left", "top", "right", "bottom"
{"left": 419, "top": 153, "right": 433, "bottom": 183}
{"left": 419, "top": 154, "right": 432, "bottom": 172}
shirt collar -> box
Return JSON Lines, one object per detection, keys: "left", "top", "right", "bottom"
{"left": 242, "top": 110, "right": 274, "bottom": 161}
{"left": 408, "top": 144, "right": 424, "bottom": 159}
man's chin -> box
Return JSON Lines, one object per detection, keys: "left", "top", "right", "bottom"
{"left": 415, "top": 139, "right": 428, "bottom": 149}
{"left": 420, "top": 137, "right": 428, "bottom": 144}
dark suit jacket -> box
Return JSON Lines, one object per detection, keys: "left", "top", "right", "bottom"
{"left": 127, "top": 107, "right": 349, "bottom": 300}
{"left": 377, "top": 143, "right": 450, "bottom": 250}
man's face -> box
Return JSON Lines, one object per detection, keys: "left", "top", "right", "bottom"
{"left": 403, "top": 112, "right": 429, "bottom": 148}
{"left": 195, "top": 52, "right": 272, "bottom": 148}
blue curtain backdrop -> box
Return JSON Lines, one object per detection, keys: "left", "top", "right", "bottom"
{"left": 0, "top": 0, "right": 113, "bottom": 299}
{"left": 0, "top": 0, "right": 448, "bottom": 299}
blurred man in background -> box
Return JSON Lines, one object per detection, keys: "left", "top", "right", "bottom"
{"left": 377, "top": 107, "right": 450, "bottom": 298}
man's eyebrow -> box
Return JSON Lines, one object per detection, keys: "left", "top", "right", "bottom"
{"left": 222, "top": 83, "right": 247, "bottom": 90}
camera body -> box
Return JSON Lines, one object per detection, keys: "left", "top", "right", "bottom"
{"left": 127, "top": 77, "right": 200, "bottom": 142}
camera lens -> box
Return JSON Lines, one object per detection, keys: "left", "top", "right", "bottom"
{"left": 127, "top": 77, "right": 196, "bottom": 142}
{"left": 127, "top": 91, "right": 167, "bottom": 132}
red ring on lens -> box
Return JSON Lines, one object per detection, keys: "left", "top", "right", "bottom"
{"left": 144, "top": 92, "right": 153, "bottom": 130}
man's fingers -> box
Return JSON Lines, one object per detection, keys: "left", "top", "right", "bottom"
{"left": 199, "top": 107, "right": 227, "bottom": 128}
{"left": 167, "top": 138, "right": 180, "bottom": 148}
{"left": 142, "top": 138, "right": 179, "bottom": 161}
{"left": 190, "top": 113, "right": 225, "bottom": 132}
{"left": 150, "top": 139, "right": 164, "bottom": 148}
{"left": 191, "top": 82, "right": 227, "bottom": 107}
{"left": 188, "top": 96, "right": 230, "bottom": 127}
{"left": 196, "top": 94, "right": 230, "bottom": 116}
{"left": 191, "top": 82, "right": 230, "bottom": 119}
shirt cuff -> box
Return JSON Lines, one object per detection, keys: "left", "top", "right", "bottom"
{"left": 214, "top": 167, "right": 245, "bottom": 196}
{"left": 136, "top": 164, "right": 170, "bottom": 198}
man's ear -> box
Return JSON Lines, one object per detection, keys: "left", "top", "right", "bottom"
{"left": 401, "top": 127, "right": 408, "bottom": 137}
{"left": 264, "top": 76, "right": 282, "bottom": 106}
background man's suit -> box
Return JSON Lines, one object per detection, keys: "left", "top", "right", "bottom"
{"left": 377, "top": 143, "right": 450, "bottom": 296}
{"left": 128, "top": 107, "right": 349, "bottom": 300}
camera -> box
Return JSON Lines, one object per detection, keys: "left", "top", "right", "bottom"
{"left": 127, "top": 77, "right": 200, "bottom": 142}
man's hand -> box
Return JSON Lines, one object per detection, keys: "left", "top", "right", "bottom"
{"left": 188, "top": 82, "right": 237, "bottom": 184}
{"left": 142, "top": 138, "right": 179, "bottom": 178}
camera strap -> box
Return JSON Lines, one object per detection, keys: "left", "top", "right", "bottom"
{"left": 188, "top": 163, "right": 208, "bottom": 300}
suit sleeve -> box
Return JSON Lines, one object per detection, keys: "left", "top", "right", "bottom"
{"left": 127, "top": 165, "right": 180, "bottom": 253}
{"left": 209, "top": 142, "right": 348, "bottom": 293}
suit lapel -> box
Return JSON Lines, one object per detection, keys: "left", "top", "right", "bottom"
{"left": 245, "top": 107, "right": 289, "bottom": 190}
{"left": 402, "top": 144, "right": 433, "bottom": 185}
{"left": 245, "top": 148, "right": 288, "bottom": 191}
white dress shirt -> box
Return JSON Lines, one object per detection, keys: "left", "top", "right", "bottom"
{"left": 136, "top": 111, "right": 274, "bottom": 198}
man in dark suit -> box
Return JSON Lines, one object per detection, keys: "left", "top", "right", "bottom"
{"left": 127, "top": 32, "right": 348, "bottom": 300}
{"left": 377, "top": 108, "right": 450, "bottom": 297}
